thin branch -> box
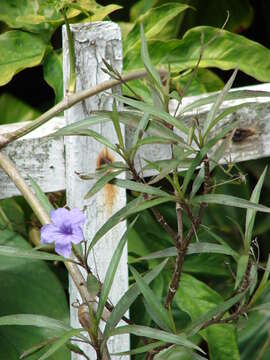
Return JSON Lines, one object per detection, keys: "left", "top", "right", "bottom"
{"left": 0, "top": 69, "right": 167, "bottom": 149}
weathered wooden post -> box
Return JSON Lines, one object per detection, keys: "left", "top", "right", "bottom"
{"left": 63, "top": 22, "right": 129, "bottom": 359}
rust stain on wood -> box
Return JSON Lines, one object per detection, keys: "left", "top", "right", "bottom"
{"left": 96, "top": 148, "right": 117, "bottom": 211}
{"left": 232, "top": 127, "right": 257, "bottom": 143}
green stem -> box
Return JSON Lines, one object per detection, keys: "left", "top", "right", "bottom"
{"left": 63, "top": 8, "right": 76, "bottom": 93}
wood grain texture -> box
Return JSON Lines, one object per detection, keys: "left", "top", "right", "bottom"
{"left": 62, "top": 22, "right": 129, "bottom": 359}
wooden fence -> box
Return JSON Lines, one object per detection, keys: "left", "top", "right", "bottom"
{"left": 1, "top": 22, "right": 270, "bottom": 359}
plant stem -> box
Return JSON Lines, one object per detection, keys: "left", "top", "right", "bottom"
{"left": 0, "top": 69, "right": 167, "bottom": 149}
{"left": 63, "top": 8, "right": 76, "bottom": 93}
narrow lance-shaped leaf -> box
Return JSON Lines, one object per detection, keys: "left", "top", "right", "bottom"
{"left": 38, "top": 329, "right": 84, "bottom": 360}
{"left": 234, "top": 254, "right": 249, "bottom": 290}
{"left": 104, "top": 325, "right": 204, "bottom": 354}
{"left": 187, "top": 292, "right": 246, "bottom": 336}
{"left": 130, "top": 266, "right": 173, "bottom": 332}
{"left": 88, "top": 195, "right": 174, "bottom": 253}
{"left": 112, "top": 341, "right": 164, "bottom": 356}
{"left": 132, "top": 112, "right": 150, "bottom": 147}
{"left": 111, "top": 99, "right": 125, "bottom": 149}
{"left": 105, "top": 259, "right": 168, "bottom": 334}
{"left": 192, "top": 194, "right": 270, "bottom": 213}
{"left": 140, "top": 23, "right": 163, "bottom": 91}
{"left": 203, "top": 68, "right": 237, "bottom": 138}
{"left": 111, "top": 178, "right": 172, "bottom": 198}
{"left": 191, "top": 136, "right": 230, "bottom": 198}
{"left": 96, "top": 217, "right": 138, "bottom": 323}
{"left": 183, "top": 123, "right": 234, "bottom": 194}
{"left": 0, "top": 314, "right": 70, "bottom": 330}
{"left": 131, "top": 242, "right": 238, "bottom": 263}
{"left": 245, "top": 167, "right": 267, "bottom": 250}
{"left": 249, "top": 254, "right": 270, "bottom": 308}
{"left": 84, "top": 170, "right": 123, "bottom": 199}
{"left": 0, "top": 245, "right": 69, "bottom": 262}
{"left": 113, "top": 94, "right": 189, "bottom": 136}
{"left": 177, "top": 89, "right": 270, "bottom": 118}
{"left": 28, "top": 176, "right": 54, "bottom": 215}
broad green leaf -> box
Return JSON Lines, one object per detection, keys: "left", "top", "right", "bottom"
{"left": 245, "top": 167, "right": 267, "bottom": 249}
{"left": 96, "top": 219, "right": 137, "bottom": 323}
{"left": 203, "top": 69, "right": 237, "bottom": 138}
{"left": 111, "top": 178, "right": 171, "bottom": 198}
{"left": 105, "top": 259, "right": 168, "bottom": 334}
{"left": 88, "top": 4, "right": 122, "bottom": 21}
{"left": 234, "top": 254, "right": 249, "bottom": 290}
{"left": 124, "top": 3, "right": 190, "bottom": 56}
{"left": 89, "top": 196, "right": 173, "bottom": 252}
{"left": 84, "top": 170, "right": 123, "bottom": 199}
{"left": 43, "top": 49, "right": 63, "bottom": 104}
{"left": 104, "top": 325, "right": 204, "bottom": 353}
{"left": 0, "top": 229, "right": 70, "bottom": 359}
{"left": 114, "top": 94, "right": 189, "bottom": 136}
{"left": 0, "top": 30, "right": 47, "bottom": 86}
{"left": 124, "top": 26, "right": 270, "bottom": 84}
{"left": 38, "top": 328, "right": 83, "bottom": 360}
{"left": 0, "top": 93, "right": 41, "bottom": 124}
{"left": 176, "top": 273, "right": 240, "bottom": 360}
{"left": 28, "top": 176, "right": 54, "bottom": 215}
{"left": 0, "top": 314, "right": 70, "bottom": 330}
{"left": 130, "top": 266, "right": 173, "bottom": 332}
{"left": 0, "top": 245, "right": 68, "bottom": 262}
{"left": 192, "top": 194, "right": 270, "bottom": 213}
{"left": 132, "top": 242, "right": 238, "bottom": 263}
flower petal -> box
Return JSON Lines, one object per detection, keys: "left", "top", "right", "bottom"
{"left": 70, "top": 227, "right": 84, "bottom": 244}
{"left": 69, "top": 208, "right": 86, "bottom": 226}
{"left": 40, "top": 224, "right": 59, "bottom": 244}
{"left": 50, "top": 208, "right": 70, "bottom": 227}
{"left": 55, "top": 241, "right": 72, "bottom": 258}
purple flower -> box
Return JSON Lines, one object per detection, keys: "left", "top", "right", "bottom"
{"left": 41, "top": 208, "right": 86, "bottom": 257}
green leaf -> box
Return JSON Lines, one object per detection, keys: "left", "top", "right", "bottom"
{"left": 203, "top": 69, "right": 237, "bottom": 138}
{"left": 84, "top": 170, "right": 123, "bottom": 199}
{"left": 38, "top": 328, "right": 83, "bottom": 360}
{"left": 0, "top": 93, "right": 41, "bottom": 124}
{"left": 89, "top": 196, "right": 173, "bottom": 252}
{"left": 111, "top": 100, "right": 125, "bottom": 149}
{"left": 182, "top": 123, "right": 234, "bottom": 194}
{"left": 176, "top": 273, "right": 240, "bottom": 360}
{"left": 52, "top": 127, "right": 116, "bottom": 151}
{"left": 28, "top": 176, "right": 54, "bottom": 215}
{"left": 105, "top": 259, "right": 168, "bottom": 334}
{"left": 112, "top": 341, "right": 163, "bottom": 356}
{"left": 0, "top": 229, "right": 70, "bottom": 359}
{"left": 0, "top": 30, "right": 47, "bottom": 86}
{"left": 96, "top": 218, "right": 137, "bottom": 323}
{"left": 130, "top": 266, "right": 173, "bottom": 332}
{"left": 125, "top": 26, "right": 270, "bottom": 84}
{"left": 140, "top": 23, "right": 163, "bottom": 90}
{"left": 0, "top": 245, "right": 68, "bottom": 262}
{"left": 131, "top": 112, "right": 150, "bottom": 147}
{"left": 191, "top": 137, "right": 231, "bottom": 198}
{"left": 0, "top": 314, "right": 70, "bottom": 330}
{"left": 104, "top": 325, "right": 204, "bottom": 353}
{"left": 114, "top": 94, "right": 189, "bottom": 136}
{"left": 132, "top": 242, "right": 238, "bottom": 263}
{"left": 192, "top": 194, "right": 270, "bottom": 213}
{"left": 87, "top": 273, "right": 100, "bottom": 299}
{"left": 245, "top": 167, "right": 267, "bottom": 249}
{"left": 88, "top": 4, "right": 122, "bottom": 21}
{"left": 249, "top": 254, "right": 270, "bottom": 308}
{"left": 111, "top": 178, "right": 171, "bottom": 198}
{"left": 124, "top": 3, "right": 190, "bottom": 56}
{"left": 43, "top": 49, "right": 63, "bottom": 104}
{"left": 234, "top": 254, "right": 249, "bottom": 290}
